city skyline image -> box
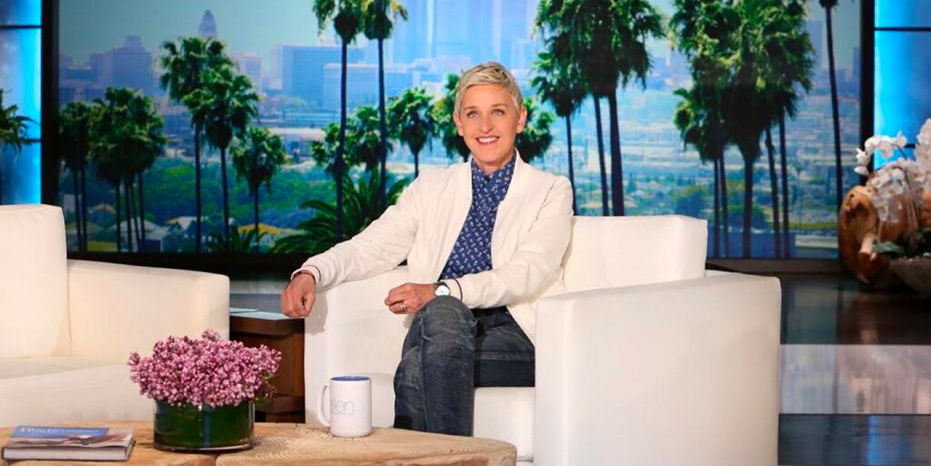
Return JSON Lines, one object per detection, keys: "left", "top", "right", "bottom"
{"left": 57, "top": 0, "right": 863, "bottom": 258}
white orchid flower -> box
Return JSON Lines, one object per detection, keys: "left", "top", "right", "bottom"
{"left": 918, "top": 119, "right": 931, "bottom": 146}
{"left": 893, "top": 131, "right": 908, "bottom": 149}
{"left": 854, "top": 165, "right": 869, "bottom": 176}
{"left": 856, "top": 148, "right": 871, "bottom": 166}
{"left": 864, "top": 135, "right": 881, "bottom": 152}
{"left": 917, "top": 141, "right": 931, "bottom": 170}
{"left": 876, "top": 134, "right": 905, "bottom": 158}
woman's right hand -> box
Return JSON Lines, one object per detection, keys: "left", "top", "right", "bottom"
{"left": 280, "top": 272, "right": 316, "bottom": 318}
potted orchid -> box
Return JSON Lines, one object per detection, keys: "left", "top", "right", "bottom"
{"left": 128, "top": 330, "right": 281, "bottom": 452}
{"left": 851, "top": 119, "right": 931, "bottom": 293}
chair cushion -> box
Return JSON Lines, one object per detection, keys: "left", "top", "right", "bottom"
{"left": 0, "top": 357, "right": 151, "bottom": 427}
{"left": 0, "top": 205, "right": 70, "bottom": 358}
{"left": 475, "top": 387, "right": 534, "bottom": 463}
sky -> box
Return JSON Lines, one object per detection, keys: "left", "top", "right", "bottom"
{"left": 60, "top": 0, "right": 323, "bottom": 64}
{"left": 60, "top": 0, "right": 862, "bottom": 69}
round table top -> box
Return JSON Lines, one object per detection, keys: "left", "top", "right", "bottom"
{"left": 1, "top": 421, "right": 516, "bottom": 466}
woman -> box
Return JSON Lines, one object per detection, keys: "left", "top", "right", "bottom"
{"left": 281, "top": 62, "right": 573, "bottom": 436}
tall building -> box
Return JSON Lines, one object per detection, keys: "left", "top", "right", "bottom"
{"left": 431, "top": 0, "right": 529, "bottom": 66}
{"left": 234, "top": 53, "right": 262, "bottom": 90}
{"left": 391, "top": 0, "right": 428, "bottom": 64}
{"left": 199, "top": 10, "right": 218, "bottom": 39}
{"left": 432, "top": 0, "right": 471, "bottom": 60}
{"left": 498, "top": 0, "right": 529, "bottom": 67}
{"left": 386, "top": 65, "right": 415, "bottom": 99}
{"left": 98, "top": 36, "right": 154, "bottom": 94}
{"left": 280, "top": 44, "right": 363, "bottom": 107}
{"left": 806, "top": 20, "right": 825, "bottom": 71}
{"left": 323, "top": 63, "right": 378, "bottom": 110}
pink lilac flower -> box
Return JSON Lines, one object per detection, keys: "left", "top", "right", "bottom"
{"left": 128, "top": 330, "right": 282, "bottom": 407}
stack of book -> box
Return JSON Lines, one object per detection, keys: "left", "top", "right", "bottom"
{"left": 1, "top": 425, "right": 134, "bottom": 461}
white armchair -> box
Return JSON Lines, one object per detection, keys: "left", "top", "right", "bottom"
{"left": 304, "top": 215, "right": 781, "bottom": 465}
{"left": 0, "top": 205, "right": 229, "bottom": 426}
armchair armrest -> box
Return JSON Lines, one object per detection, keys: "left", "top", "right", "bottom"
{"left": 305, "top": 267, "right": 411, "bottom": 426}
{"left": 534, "top": 272, "right": 780, "bottom": 466}
{"left": 67, "top": 260, "right": 229, "bottom": 362}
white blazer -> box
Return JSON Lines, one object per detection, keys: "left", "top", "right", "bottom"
{"left": 296, "top": 154, "right": 573, "bottom": 343}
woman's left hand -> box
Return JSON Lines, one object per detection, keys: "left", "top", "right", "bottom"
{"left": 384, "top": 283, "right": 435, "bottom": 314}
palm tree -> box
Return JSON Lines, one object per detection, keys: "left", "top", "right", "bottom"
{"left": 759, "top": 0, "right": 814, "bottom": 257}
{"left": 312, "top": 106, "right": 386, "bottom": 177}
{"left": 160, "top": 36, "right": 234, "bottom": 253}
{"left": 537, "top": 0, "right": 665, "bottom": 216}
{"left": 0, "top": 90, "right": 33, "bottom": 206}
{"left": 207, "top": 226, "right": 267, "bottom": 253}
{"left": 723, "top": 0, "right": 785, "bottom": 257}
{"left": 670, "top": 0, "right": 737, "bottom": 256}
{"left": 515, "top": 97, "right": 555, "bottom": 165}
{"left": 673, "top": 87, "right": 727, "bottom": 257}
{"left": 232, "top": 127, "right": 288, "bottom": 252}
{"left": 593, "top": 98, "right": 609, "bottom": 215}
{"left": 89, "top": 88, "right": 165, "bottom": 252}
{"left": 387, "top": 87, "right": 434, "bottom": 177}
{"left": 432, "top": 74, "right": 471, "bottom": 162}
{"left": 59, "top": 102, "right": 95, "bottom": 251}
{"left": 360, "top": 0, "right": 408, "bottom": 203}
{"left": 532, "top": 48, "right": 588, "bottom": 212}
{"left": 820, "top": 0, "right": 845, "bottom": 215}
{"left": 184, "top": 66, "right": 259, "bottom": 248}
{"left": 315, "top": 0, "right": 363, "bottom": 241}
{"left": 347, "top": 105, "right": 387, "bottom": 173}
{"left": 272, "top": 168, "right": 406, "bottom": 254}
{"left": 536, "top": 3, "right": 609, "bottom": 215}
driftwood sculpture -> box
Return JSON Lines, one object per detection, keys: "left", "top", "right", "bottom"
{"left": 839, "top": 181, "right": 931, "bottom": 285}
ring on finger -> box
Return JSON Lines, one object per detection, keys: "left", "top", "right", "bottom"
{"left": 399, "top": 301, "right": 407, "bottom": 312}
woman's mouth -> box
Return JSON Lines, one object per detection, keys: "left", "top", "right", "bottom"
{"left": 477, "top": 136, "right": 499, "bottom": 145}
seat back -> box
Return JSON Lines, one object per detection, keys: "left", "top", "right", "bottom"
{"left": 562, "top": 215, "right": 708, "bottom": 292}
{"left": 0, "top": 205, "right": 71, "bottom": 358}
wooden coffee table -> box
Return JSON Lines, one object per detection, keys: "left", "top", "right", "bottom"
{"left": 1, "top": 421, "right": 516, "bottom": 466}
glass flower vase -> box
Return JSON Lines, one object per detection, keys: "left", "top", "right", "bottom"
{"left": 152, "top": 400, "right": 255, "bottom": 452}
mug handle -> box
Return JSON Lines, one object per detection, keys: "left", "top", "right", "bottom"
{"left": 317, "top": 384, "right": 330, "bottom": 427}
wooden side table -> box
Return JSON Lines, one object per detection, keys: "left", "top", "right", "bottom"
{"left": 230, "top": 310, "right": 305, "bottom": 423}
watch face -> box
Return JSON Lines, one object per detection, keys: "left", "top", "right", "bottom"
{"left": 435, "top": 283, "right": 451, "bottom": 296}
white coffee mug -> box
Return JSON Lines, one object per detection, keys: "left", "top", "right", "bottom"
{"left": 317, "top": 375, "right": 372, "bottom": 437}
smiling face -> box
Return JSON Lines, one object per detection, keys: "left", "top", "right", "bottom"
{"left": 453, "top": 84, "right": 527, "bottom": 174}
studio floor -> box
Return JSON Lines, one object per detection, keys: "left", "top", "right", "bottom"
{"left": 231, "top": 272, "right": 931, "bottom": 466}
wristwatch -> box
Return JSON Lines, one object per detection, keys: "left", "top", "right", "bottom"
{"left": 433, "top": 281, "right": 451, "bottom": 297}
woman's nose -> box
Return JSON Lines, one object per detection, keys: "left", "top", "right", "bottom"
{"left": 479, "top": 114, "right": 493, "bottom": 132}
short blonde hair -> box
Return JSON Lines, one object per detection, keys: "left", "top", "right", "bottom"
{"left": 454, "top": 62, "right": 523, "bottom": 115}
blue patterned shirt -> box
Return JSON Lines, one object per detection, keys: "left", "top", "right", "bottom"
{"left": 439, "top": 155, "right": 516, "bottom": 281}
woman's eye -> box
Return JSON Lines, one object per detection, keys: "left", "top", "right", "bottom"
{"left": 467, "top": 112, "right": 478, "bottom": 118}
{"left": 494, "top": 109, "right": 505, "bottom": 116}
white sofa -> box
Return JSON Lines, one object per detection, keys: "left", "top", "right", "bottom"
{"left": 0, "top": 204, "right": 229, "bottom": 427}
{"left": 305, "top": 215, "right": 781, "bottom": 465}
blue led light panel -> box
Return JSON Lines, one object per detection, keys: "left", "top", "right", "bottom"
{"left": 0, "top": 0, "right": 41, "bottom": 26}
{"left": 876, "top": 0, "right": 931, "bottom": 28}
{"left": 0, "top": 29, "right": 41, "bottom": 139}
{"left": 873, "top": 31, "right": 931, "bottom": 140}
{"left": 0, "top": 142, "right": 40, "bottom": 204}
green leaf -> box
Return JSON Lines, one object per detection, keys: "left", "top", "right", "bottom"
{"left": 874, "top": 241, "right": 906, "bottom": 258}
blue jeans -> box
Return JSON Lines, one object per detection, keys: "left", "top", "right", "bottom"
{"left": 393, "top": 296, "right": 535, "bottom": 436}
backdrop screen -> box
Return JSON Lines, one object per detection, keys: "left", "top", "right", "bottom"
{"left": 57, "top": 0, "right": 862, "bottom": 258}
